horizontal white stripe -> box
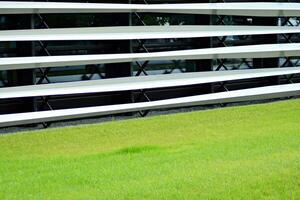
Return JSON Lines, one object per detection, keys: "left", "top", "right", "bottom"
{"left": 0, "top": 43, "right": 300, "bottom": 70}
{"left": 0, "top": 2, "right": 300, "bottom": 17}
{"left": 0, "top": 25, "right": 300, "bottom": 41}
{"left": 0, "top": 83, "right": 299, "bottom": 127}
{"left": 1, "top": 67, "right": 300, "bottom": 99}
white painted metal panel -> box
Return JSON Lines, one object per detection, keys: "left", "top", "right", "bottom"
{"left": 1, "top": 43, "right": 300, "bottom": 71}
{"left": 0, "top": 1, "right": 300, "bottom": 17}
{"left": 0, "top": 83, "right": 299, "bottom": 127}
{"left": 0, "top": 25, "right": 300, "bottom": 42}
{"left": 1, "top": 67, "right": 300, "bottom": 99}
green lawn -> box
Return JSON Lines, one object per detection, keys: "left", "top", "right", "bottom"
{"left": 0, "top": 100, "right": 300, "bottom": 200}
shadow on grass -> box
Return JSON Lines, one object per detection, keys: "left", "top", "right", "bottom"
{"left": 113, "top": 146, "right": 164, "bottom": 155}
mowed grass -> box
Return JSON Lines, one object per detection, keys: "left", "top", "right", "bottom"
{"left": 0, "top": 100, "right": 300, "bottom": 200}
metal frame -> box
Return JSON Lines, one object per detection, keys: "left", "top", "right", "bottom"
{"left": 132, "top": 0, "right": 152, "bottom": 116}
{"left": 279, "top": 16, "right": 300, "bottom": 84}
{"left": 1, "top": 0, "right": 300, "bottom": 128}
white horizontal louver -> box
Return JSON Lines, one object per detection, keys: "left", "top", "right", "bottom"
{"left": 0, "top": 1, "right": 299, "bottom": 17}
{"left": 0, "top": 67, "right": 299, "bottom": 99}
{"left": 0, "top": 83, "right": 299, "bottom": 127}
{"left": 0, "top": 43, "right": 300, "bottom": 71}
{"left": 0, "top": 25, "right": 300, "bottom": 41}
